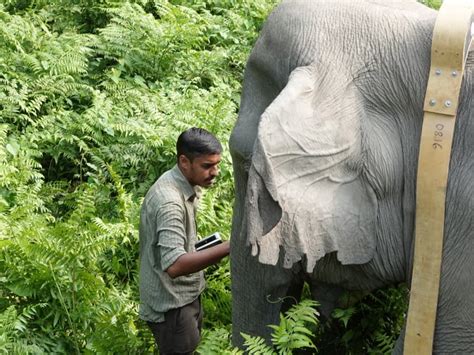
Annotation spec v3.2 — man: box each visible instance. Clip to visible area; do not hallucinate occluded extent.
[139,127,230,354]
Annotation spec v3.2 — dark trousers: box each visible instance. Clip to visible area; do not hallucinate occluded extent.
[147,297,203,355]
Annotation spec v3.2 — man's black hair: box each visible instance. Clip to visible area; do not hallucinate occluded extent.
[177,127,222,161]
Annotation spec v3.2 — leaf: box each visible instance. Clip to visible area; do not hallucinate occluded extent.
[332,307,356,328]
[104,127,115,136]
[7,283,34,297]
[53,311,60,327]
[6,142,20,156]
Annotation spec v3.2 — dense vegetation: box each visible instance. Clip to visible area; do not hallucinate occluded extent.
[1,0,439,353]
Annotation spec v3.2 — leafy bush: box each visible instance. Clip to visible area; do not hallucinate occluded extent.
[324,285,409,355]
[1,0,277,352]
[197,299,320,355]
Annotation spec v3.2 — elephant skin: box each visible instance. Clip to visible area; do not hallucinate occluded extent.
[229,0,474,353]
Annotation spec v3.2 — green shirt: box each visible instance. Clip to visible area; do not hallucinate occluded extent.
[139,165,205,322]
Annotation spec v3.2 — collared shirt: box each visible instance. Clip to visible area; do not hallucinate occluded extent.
[139,165,205,322]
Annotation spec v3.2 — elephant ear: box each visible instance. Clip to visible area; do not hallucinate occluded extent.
[245,65,377,273]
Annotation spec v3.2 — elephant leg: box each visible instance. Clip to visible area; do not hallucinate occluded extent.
[231,245,301,348]
[280,273,305,314]
[309,281,345,319]
[392,327,404,355]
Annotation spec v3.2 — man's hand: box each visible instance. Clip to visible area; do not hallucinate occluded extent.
[166,241,230,279]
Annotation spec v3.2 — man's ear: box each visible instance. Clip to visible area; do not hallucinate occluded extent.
[178,154,191,171]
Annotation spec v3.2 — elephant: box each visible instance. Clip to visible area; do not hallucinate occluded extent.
[229,0,474,353]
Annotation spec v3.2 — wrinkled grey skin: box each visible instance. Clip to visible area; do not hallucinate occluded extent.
[229,0,474,353]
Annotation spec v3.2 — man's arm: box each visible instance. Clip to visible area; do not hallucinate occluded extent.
[166,241,230,279]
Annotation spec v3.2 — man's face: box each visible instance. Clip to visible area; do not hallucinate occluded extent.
[179,153,221,187]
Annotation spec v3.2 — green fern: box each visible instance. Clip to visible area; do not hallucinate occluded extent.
[0,305,46,354]
[329,285,408,354]
[242,334,275,355]
[242,299,319,355]
[1,0,279,352]
[197,327,242,355]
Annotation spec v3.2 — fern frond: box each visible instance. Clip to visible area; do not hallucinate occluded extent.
[197,327,242,355]
[241,333,275,355]
[270,299,319,354]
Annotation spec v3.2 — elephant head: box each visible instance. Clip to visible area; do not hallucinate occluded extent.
[230,0,474,353]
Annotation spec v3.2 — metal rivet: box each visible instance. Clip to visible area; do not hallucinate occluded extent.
[429,99,436,106]
[435,69,442,76]
[452,71,458,77]
[445,100,452,108]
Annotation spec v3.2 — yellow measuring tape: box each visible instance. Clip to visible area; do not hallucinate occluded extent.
[404,0,473,354]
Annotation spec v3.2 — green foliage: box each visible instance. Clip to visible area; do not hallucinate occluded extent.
[1,0,277,352]
[0,305,44,354]
[419,0,442,10]
[201,259,232,328]
[329,285,409,354]
[197,300,319,355]
[269,299,319,354]
[241,335,275,355]
[242,299,319,355]
[197,327,241,355]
